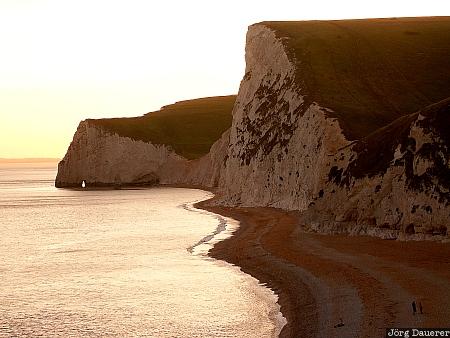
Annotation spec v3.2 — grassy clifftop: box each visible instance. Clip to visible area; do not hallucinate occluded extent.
[263,17,450,140]
[89,95,235,160]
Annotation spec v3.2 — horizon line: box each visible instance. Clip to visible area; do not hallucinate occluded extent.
[0,158,61,163]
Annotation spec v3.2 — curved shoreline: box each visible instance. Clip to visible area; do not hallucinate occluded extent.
[195,202,316,338]
[184,196,287,337]
[196,201,450,338]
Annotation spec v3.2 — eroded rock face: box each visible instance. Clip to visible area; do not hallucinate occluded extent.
[218,24,449,238]
[304,99,450,239]
[220,24,349,210]
[55,121,229,188]
[56,121,184,187]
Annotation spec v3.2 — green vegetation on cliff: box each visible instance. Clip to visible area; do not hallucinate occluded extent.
[263,17,450,140]
[89,95,235,160]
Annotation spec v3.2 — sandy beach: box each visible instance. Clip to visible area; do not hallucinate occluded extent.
[197,202,450,338]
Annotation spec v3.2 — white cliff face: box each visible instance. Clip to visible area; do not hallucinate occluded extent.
[220,24,349,210]
[181,129,230,187]
[56,120,229,188]
[56,121,188,187]
[306,107,450,239]
[155,129,230,187]
[218,23,448,238]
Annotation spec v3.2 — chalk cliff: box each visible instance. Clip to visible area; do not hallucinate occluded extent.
[55,96,234,188]
[56,120,184,187]
[302,98,450,239]
[220,24,348,210]
[57,18,450,239]
[216,19,450,238]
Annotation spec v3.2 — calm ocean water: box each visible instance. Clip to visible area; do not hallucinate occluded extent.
[0,162,284,337]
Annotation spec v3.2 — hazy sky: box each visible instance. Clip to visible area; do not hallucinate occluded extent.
[1,0,449,158]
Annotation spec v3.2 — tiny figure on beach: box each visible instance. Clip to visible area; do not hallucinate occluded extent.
[82,180,86,188]
[334,318,345,328]
[419,302,423,314]
[412,300,417,315]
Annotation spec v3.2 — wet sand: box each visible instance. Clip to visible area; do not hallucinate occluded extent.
[197,202,450,338]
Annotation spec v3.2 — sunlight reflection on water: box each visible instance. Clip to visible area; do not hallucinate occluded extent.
[0,163,282,337]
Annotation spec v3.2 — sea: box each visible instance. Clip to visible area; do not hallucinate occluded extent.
[0,161,285,337]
